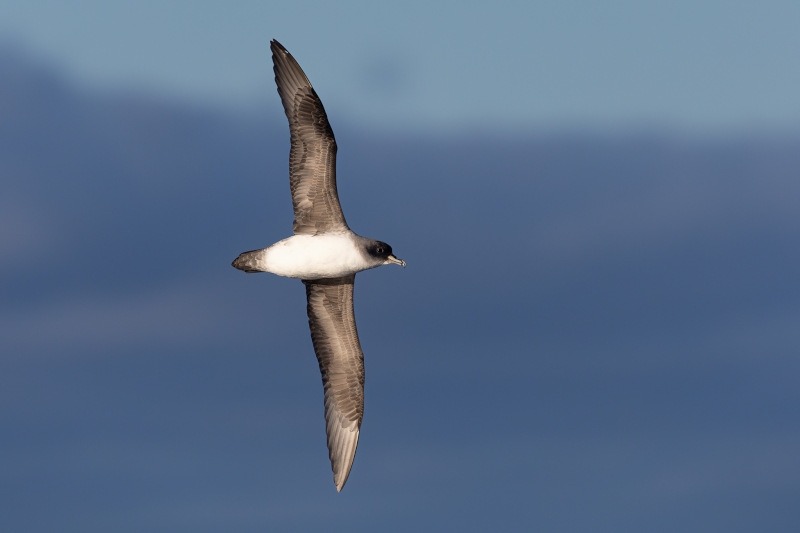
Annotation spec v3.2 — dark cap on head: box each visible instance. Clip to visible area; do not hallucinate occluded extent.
[366,240,394,260]
[360,238,405,268]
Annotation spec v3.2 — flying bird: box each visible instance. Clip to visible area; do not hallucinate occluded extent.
[232,40,405,491]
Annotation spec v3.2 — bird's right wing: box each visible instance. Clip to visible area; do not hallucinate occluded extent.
[271,40,349,235]
[303,274,364,491]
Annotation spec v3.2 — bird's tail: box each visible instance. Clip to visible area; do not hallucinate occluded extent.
[232,249,267,273]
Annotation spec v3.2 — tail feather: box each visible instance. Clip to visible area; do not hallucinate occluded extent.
[232,249,266,273]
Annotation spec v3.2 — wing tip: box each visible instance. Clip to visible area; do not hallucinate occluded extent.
[270,39,287,54]
[333,467,351,492]
[330,425,360,492]
[270,38,314,93]
[270,39,289,68]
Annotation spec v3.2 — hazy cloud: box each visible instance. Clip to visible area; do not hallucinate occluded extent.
[1,283,230,354]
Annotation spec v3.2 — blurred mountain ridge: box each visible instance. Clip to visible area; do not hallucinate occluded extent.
[1,44,799,533]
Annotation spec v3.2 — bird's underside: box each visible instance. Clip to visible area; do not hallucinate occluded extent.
[273,40,364,491]
[231,39,401,492]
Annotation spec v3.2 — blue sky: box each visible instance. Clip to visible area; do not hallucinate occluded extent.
[1,3,800,531]
[1,0,800,131]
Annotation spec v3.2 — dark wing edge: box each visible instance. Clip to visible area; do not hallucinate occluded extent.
[271,40,348,235]
[303,274,364,491]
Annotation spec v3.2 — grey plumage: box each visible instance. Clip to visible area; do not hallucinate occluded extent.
[232,40,404,492]
[304,275,364,492]
[272,40,364,490]
[271,40,348,236]
[231,249,264,273]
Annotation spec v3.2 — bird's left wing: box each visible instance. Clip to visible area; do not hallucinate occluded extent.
[271,39,349,235]
[303,274,364,491]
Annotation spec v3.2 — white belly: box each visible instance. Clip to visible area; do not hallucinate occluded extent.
[260,233,370,279]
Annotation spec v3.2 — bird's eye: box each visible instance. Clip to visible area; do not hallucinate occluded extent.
[376,247,384,254]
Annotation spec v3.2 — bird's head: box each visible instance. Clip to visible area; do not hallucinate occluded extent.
[365,240,405,267]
